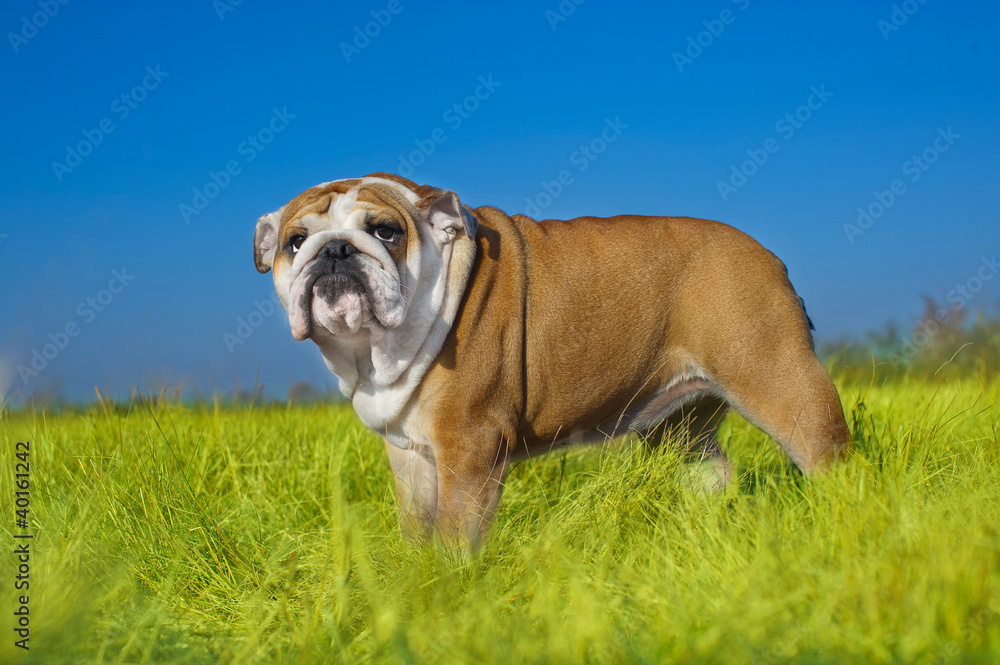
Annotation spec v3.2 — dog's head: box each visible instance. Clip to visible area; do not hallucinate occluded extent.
[254,173,477,389]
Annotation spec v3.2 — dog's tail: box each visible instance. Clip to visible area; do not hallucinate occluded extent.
[769,250,816,349]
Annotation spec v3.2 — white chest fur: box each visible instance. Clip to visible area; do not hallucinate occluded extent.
[351,380,425,449]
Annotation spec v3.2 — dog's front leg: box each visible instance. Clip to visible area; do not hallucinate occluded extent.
[432,434,511,549]
[384,441,439,541]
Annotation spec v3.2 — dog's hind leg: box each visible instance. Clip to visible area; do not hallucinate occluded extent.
[714,350,852,473]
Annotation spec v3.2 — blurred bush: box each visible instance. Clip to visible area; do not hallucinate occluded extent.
[820,299,1000,381]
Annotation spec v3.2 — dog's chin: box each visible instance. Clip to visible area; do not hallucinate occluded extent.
[290,274,403,341]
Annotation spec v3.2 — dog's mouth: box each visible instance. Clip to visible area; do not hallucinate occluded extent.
[312,271,374,337]
[289,256,404,341]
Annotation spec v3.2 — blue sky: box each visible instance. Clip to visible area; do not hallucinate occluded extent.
[1,0,998,402]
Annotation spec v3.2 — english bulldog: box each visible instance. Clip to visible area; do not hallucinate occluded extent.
[254,173,852,546]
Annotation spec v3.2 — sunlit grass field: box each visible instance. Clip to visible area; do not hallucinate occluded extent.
[1,370,998,664]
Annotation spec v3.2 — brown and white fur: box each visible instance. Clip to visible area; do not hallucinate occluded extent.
[254,173,852,547]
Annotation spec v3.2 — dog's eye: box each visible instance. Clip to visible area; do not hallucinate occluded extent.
[373,226,398,242]
[289,235,306,253]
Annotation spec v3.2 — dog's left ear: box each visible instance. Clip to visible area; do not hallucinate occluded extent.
[416,187,478,244]
[254,206,286,274]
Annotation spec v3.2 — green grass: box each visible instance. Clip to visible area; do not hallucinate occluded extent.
[1,372,999,664]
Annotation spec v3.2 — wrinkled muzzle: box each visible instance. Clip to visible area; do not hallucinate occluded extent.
[286,233,404,341]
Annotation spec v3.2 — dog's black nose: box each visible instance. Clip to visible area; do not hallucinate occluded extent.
[320,239,359,261]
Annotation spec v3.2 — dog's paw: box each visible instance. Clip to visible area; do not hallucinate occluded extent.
[680,455,733,494]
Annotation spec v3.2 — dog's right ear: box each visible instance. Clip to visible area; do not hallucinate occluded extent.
[254,206,286,274]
